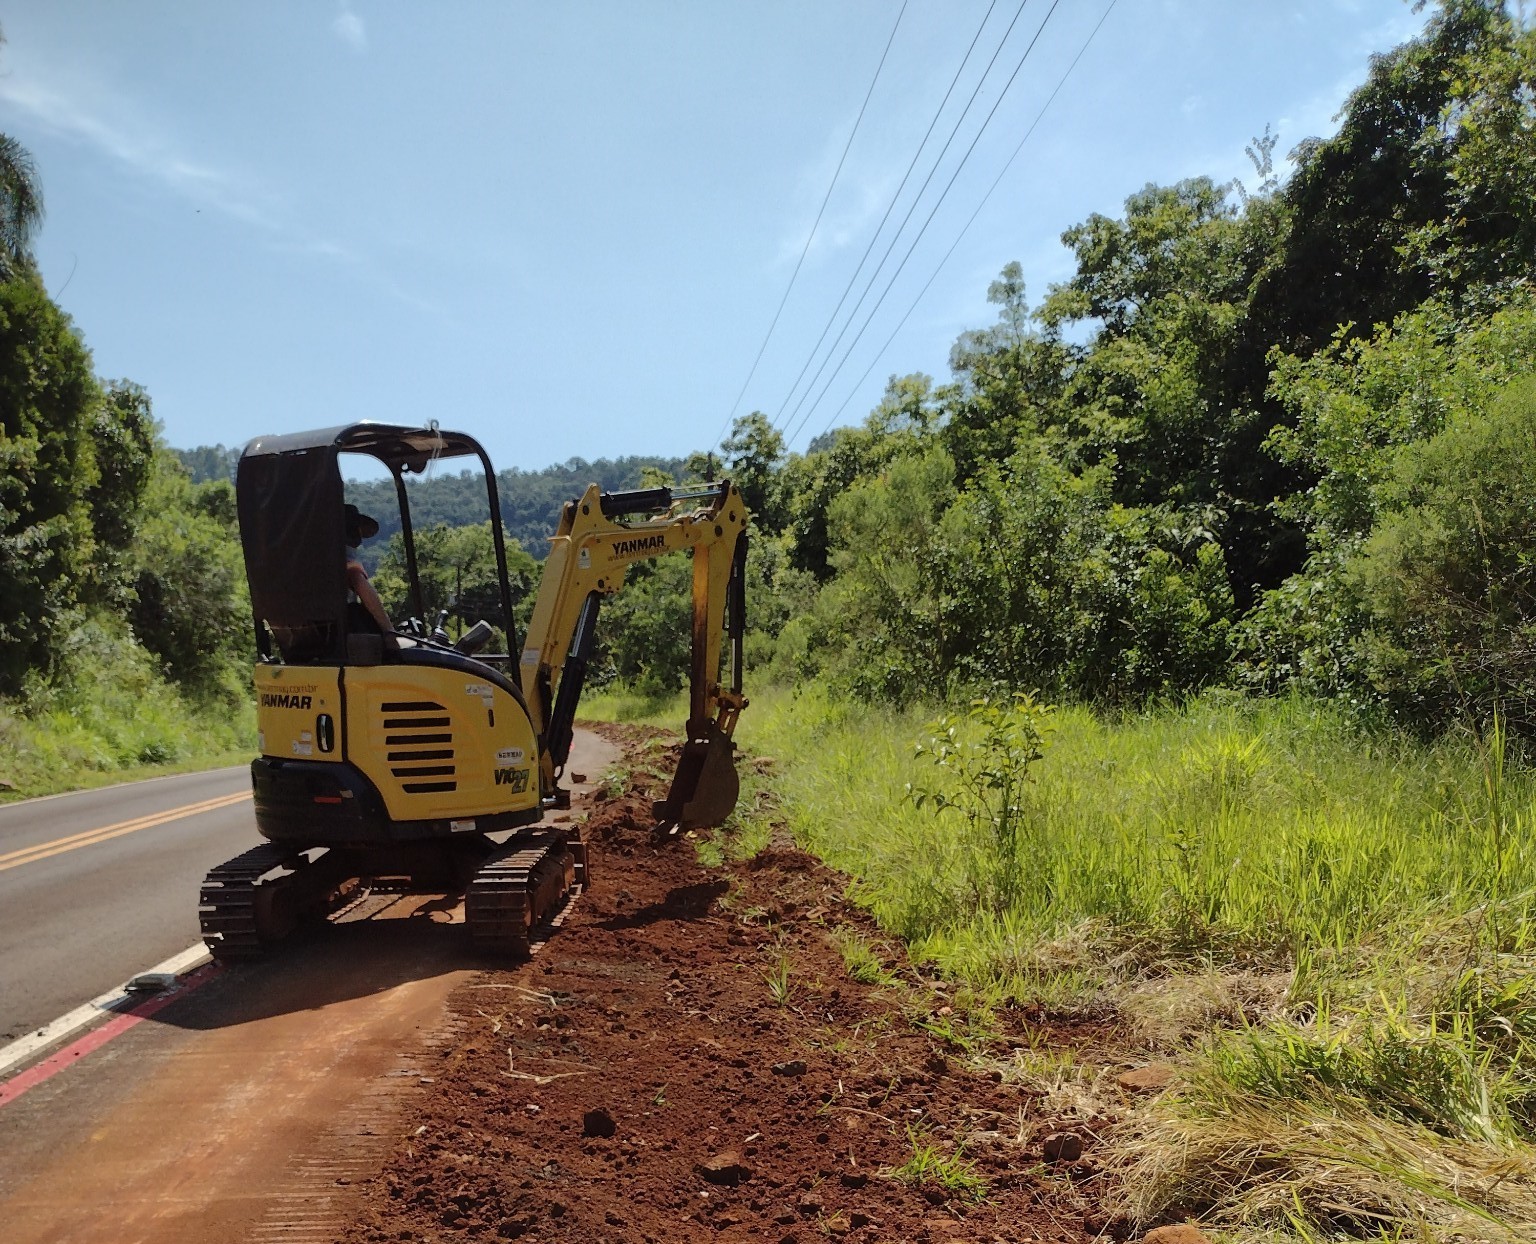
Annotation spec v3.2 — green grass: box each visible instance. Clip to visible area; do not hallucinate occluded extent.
[734,683,1536,1240]
[578,686,687,728]
[832,926,902,988]
[884,1125,988,1201]
[0,626,256,801]
[763,947,795,1006]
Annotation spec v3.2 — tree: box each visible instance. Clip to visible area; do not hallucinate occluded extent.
[1034,178,1299,603]
[720,412,786,533]
[373,521,539,643]
[596,555,695,695]
[945,263,1072,486]
[1246,292,1536,726]
[0,31,42,279]
[0,279,102,693]
[780,378,935,581]
[1249,0,1510,351]
[1410,7,1536,301]
[126,457,252,693]
[1351,377,1536,730]
[86,381,157,608]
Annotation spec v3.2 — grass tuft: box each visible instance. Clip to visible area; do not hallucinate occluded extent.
[832,926,902,988]
[884,1126,988,1200]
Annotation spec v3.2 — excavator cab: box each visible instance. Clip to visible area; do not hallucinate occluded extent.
[202,420,749,963]
[238,422,520,668]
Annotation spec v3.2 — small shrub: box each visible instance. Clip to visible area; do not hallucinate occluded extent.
[908,693,1052,914]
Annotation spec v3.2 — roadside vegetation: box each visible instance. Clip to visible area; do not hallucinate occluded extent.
[0,25,254,797]
[480,12,1536,1230]
[738,687,1536,1237]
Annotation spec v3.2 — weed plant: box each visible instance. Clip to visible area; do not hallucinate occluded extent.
[0,619,255,799]
[884,1125,988,1200]
[736,684,1536,1239]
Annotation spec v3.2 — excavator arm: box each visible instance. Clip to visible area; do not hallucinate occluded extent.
[519,480,749,832]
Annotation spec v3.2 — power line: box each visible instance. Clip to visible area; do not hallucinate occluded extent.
[712,1,907,450]
[784,0,1064,448]
[765,0,1003,433]
[810,0,1118,447]
[775,0,1033,436]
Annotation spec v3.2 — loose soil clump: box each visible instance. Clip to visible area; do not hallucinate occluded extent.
[341,726,1110,1243]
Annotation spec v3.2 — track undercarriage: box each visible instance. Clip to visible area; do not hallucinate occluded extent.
[198,827,588,963]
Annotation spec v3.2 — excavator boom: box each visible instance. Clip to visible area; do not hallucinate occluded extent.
[519,480,749,831]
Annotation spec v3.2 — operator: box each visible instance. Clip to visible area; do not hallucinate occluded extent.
[344,503,397,644]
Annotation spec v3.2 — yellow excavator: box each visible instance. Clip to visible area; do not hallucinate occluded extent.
[199,421,748,961]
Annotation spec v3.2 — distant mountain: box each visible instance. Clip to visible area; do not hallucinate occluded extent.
[173,444,690,553]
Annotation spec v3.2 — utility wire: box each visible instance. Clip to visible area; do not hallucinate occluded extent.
[811,0,1118,446]
[765,0,1001,433]
[785,0,1063,448]
[713,1,907,450]
[775,0,1033,435]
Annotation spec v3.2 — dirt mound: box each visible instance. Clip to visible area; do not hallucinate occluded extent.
[578,737,677,853]
[339,734,1104,1244]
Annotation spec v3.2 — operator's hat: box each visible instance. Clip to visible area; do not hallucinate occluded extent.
[344,503,379,546]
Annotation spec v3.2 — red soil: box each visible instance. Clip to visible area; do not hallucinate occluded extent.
[341,725,1113,1244]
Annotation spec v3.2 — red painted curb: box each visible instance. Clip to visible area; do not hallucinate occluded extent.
[0,963,223,1108]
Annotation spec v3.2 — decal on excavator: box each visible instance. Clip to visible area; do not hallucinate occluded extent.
[493,767,531,793]
[612,534,667,557]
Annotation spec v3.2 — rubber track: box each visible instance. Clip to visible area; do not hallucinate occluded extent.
[198,841,295,962]
[464,832,574,958]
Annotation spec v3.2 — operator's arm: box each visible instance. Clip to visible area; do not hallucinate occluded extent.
[347,560,396,640]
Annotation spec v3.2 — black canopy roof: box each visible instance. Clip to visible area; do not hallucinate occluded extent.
[241,421,486,474]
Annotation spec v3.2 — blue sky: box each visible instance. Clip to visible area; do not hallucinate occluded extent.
[1,1,1423,473]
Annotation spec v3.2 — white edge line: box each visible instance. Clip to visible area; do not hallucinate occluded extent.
[0,765,250,812]
[0,942,212,1078]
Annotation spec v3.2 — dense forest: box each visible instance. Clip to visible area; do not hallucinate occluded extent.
[3,0,1534,744]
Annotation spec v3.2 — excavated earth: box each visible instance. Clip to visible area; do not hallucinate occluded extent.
[340,724,1119,1244]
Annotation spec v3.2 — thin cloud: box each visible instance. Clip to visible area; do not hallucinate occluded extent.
[0,69,283,230]
[0,61,449,321]
[333,6,367,54]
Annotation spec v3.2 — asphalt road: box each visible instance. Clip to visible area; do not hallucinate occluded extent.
[0,731,620,1244]
[0,767,256,1042]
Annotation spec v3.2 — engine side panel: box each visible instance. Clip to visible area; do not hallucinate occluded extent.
[255,664,344,762]
[344,664,541,823]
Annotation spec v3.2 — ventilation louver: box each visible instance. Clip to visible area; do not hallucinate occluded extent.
[381,700,456,793]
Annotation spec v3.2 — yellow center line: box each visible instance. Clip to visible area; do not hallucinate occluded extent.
[0,791,254,873]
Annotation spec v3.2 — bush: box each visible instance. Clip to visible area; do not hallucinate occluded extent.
[1350,377,1536,730]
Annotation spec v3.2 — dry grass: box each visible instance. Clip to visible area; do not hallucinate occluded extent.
[1113,1090,1536,1242]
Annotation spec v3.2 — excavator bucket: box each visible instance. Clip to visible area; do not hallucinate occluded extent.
[653,724,741,833]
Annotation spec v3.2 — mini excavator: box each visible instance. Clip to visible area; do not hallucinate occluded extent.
[199,422,748,961]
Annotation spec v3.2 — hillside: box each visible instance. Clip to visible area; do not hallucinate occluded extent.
[174,446,692,554]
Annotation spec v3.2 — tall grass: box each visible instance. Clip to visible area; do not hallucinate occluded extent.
[0,619,255,800]
[577,685,687,729]
[734,685,1536,1238]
